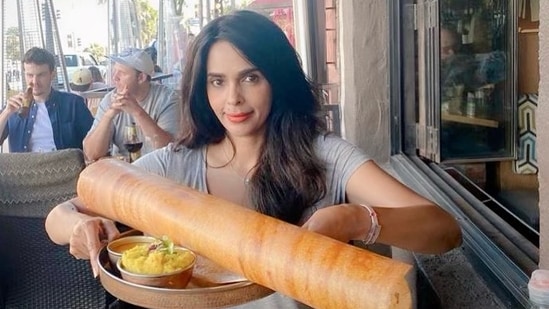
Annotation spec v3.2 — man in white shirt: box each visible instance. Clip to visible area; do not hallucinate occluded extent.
[0,47,93,152]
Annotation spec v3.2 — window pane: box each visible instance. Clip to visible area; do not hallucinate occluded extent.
[440,1,514,160]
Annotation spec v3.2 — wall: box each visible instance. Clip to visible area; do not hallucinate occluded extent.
[538,2,549,268]
[496,16,540,192]
[338,4,418,306]
[338,1,390,163]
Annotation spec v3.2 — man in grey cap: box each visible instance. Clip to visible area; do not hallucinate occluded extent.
[83,49,180,161]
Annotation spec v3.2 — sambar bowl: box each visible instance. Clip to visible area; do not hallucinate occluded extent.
[107,235,157,266]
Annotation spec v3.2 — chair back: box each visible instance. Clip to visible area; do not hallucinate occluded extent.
[81,90,108,116]
[0,149,107,308]
[0,149,85,217]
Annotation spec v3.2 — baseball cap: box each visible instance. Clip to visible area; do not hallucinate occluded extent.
[109,49,154,76]
[70,67,92,86]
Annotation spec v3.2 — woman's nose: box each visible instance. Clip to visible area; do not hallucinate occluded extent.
[226,83,242,105]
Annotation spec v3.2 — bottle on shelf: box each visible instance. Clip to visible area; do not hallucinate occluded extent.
[474,89,486,118]
[465,92,475,118]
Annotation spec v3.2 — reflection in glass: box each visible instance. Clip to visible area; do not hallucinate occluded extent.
[439,0,513,161]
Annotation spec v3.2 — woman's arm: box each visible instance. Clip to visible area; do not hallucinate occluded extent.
[347,160,462,253]
[45,197,91,245]
[45,197,120,276]
[303,161,462,254]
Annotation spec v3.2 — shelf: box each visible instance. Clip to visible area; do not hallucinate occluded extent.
[442,113,499,128]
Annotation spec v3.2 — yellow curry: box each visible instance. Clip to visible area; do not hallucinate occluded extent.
[120,242,195,275]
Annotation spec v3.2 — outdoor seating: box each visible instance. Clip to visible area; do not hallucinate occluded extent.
[82,90,109,116]
[0,149,108,308]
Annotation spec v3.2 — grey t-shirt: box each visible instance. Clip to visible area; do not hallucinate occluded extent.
[89,82,180,157]
[133,134,370,308]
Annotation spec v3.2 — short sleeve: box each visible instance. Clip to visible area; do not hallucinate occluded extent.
[154,89,180,139]
[133,145,173,177]
[315,135,371,206]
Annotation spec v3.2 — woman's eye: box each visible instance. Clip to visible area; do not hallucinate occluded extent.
[244,74,259,83]
[210,79,223,86]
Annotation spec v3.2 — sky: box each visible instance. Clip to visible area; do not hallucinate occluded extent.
[54,0,110,48]
[4,0,110,48]
[4,0,163,47]
[4,0,251,51]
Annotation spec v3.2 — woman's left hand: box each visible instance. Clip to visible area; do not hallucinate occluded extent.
[301,204,368,243]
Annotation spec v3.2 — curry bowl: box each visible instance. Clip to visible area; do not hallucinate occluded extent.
[116,243,196,289]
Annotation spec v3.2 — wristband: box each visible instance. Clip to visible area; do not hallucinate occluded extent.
[360,204,382,245]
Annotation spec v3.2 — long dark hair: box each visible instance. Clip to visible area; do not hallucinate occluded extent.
[177,10,326,224]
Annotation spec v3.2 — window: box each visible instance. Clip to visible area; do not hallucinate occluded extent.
[403,0,516,163]
[64,55,78,67]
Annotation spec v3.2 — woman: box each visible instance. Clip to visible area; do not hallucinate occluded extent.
[88,65,106,84]
[46,10,461,307]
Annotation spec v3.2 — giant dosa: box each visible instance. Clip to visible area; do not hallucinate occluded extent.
[78,159,412,309]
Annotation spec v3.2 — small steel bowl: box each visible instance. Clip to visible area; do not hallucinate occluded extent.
[116,246,196,289]
[107,235,157,266]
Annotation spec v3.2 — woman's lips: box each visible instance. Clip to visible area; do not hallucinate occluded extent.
[226,112,252,123]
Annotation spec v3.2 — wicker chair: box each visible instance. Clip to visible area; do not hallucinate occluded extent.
[0,149,108,308]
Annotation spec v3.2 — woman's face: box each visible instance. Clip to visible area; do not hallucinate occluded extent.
[206,40,272,139]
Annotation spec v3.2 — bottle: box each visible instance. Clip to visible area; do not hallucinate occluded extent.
[123,122,143,163]
[529,270,549,308]
[18,86,33,118]
[465,92,475,118]
[127,123,138,142]
[475,89,486,118]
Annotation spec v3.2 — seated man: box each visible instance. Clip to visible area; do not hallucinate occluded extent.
[88,65,107,85]
[70,67,107,96]
[83,49,180,161]
[0,47,93,152]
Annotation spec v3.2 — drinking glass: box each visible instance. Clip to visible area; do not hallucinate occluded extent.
[123,124,143,163]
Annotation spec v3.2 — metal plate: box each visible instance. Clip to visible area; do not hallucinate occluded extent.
[97,247,273,309]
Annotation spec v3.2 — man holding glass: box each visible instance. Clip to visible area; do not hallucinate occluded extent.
[83,49,180,161]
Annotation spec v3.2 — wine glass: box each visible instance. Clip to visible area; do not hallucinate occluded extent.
[123,123,143,163]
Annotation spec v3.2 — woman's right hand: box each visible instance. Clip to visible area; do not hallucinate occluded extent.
[69,216,120,277]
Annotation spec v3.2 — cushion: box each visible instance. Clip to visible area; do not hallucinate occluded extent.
[514,93,538,174]
[0,149,85,217]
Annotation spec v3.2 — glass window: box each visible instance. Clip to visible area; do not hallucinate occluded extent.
[439,1,515,161]
[64,55,78,67]
[407,0,516,163]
